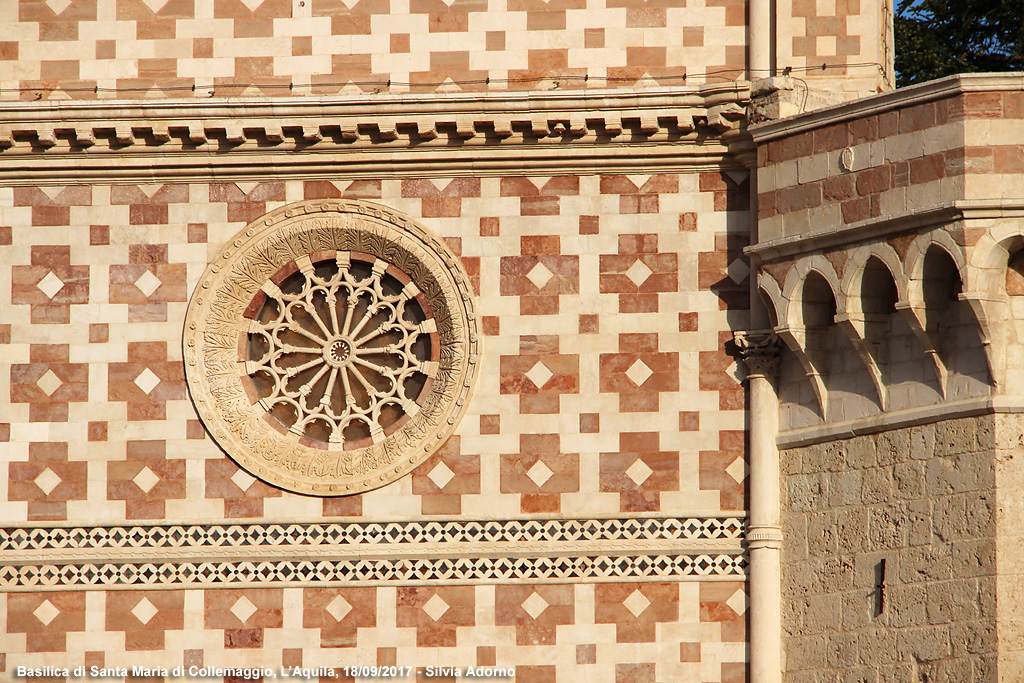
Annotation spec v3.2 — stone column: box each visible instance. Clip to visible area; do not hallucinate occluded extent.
[748,0,773,78]
[733,330,783,683]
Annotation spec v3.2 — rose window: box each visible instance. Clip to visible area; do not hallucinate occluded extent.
[184,200,479,496]
[244,252,439,447]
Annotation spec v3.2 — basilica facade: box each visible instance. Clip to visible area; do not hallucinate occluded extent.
[9,2,1020,682]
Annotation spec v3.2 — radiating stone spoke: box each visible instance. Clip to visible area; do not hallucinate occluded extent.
[284,357,322,378]
[283,325,327,346]
[299,364,330,398]
[320,368,339,407]
[246,253,435,445]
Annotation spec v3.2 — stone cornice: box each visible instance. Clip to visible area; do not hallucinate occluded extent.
[746,200,1024,261]
[749,72,1024,144]
[0,85,751,182]
[776,395,1024,449]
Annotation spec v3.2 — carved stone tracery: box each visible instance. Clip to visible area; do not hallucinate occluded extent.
[184,200,479,496]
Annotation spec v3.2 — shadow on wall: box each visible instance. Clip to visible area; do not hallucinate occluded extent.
[762,235,996,432]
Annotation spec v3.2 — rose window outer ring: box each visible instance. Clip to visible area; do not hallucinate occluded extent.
[184,200,479,496]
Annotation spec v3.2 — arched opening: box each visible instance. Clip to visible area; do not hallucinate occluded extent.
[779,269,881,429]
[922,246,991,397]
[1002,246,1024,390]
[758,287,779,329]
[861,256,942,409]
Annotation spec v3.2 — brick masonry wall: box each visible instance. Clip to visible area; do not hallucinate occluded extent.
[2,582,748,682]
[776,0,892,97]
[781,417,998,683]
[0,0,897,101]
[757,90,1024,242]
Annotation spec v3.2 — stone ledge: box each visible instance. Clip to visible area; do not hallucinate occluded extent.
[777,395,1024,449]
[747,200,1024,261]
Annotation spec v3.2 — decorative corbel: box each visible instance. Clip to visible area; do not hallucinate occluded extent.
[959,291,1004,388]
[893,300,948,397]
[833,312,887,411]
[774,325,828,417]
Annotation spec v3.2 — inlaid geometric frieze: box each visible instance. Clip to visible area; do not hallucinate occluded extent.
[0,553,747,590]
[1,517,744,552]
[0,516,746,589]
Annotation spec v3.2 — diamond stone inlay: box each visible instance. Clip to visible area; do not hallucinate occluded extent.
[326,595,353,622]
[726,588,748,615]
[526,460,554,487]
[521,592,549,620]
[133,466,160,494]
[34,600,60,626]
[623,589,651,617]
[134,368,161,395]
[525,361,554,390]
[134,270,162,298]
[725,457,748,483]
[727,258,751,284]
[230,596,258,623]
[231,469,256,492]
[36,370,63,397]
[36,271,65,299]
[427,462,455,490]
[141,0,171,12]
[34,468,62,496]
[44,0,72,15]
[625,459,653,486]
[625,359,653,386]
[422,594,449,621]
[625,259,653,287]
[526,262,555,289]
[132,597,159,625]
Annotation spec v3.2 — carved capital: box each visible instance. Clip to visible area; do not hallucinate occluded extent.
[733,330,783,379]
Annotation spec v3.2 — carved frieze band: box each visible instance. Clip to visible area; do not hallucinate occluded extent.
[1,517,746,590]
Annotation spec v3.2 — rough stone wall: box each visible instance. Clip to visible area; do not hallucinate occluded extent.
[782,417,998,683]
[995,414,1024,681]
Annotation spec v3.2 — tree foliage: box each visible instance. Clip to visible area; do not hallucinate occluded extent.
[895,0,1024,86]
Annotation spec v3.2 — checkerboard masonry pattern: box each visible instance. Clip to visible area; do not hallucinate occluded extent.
[2,169,751,682]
